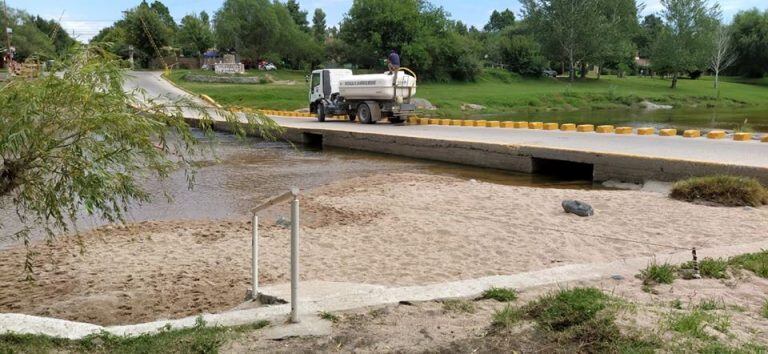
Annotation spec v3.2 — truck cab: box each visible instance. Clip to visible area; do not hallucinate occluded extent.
[308,68,417,124]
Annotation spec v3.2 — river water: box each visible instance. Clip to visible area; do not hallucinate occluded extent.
[483,107,768,133]
[0,130,599,249]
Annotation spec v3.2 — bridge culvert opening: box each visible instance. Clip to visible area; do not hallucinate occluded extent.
[532,158,594,181]
[302,133,324,148]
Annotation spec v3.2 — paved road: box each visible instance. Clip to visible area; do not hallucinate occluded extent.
[127,71,768,169]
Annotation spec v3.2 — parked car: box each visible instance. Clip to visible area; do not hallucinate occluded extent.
[542,68,557,78]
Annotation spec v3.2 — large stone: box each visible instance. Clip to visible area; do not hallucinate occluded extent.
[562,200,594,217]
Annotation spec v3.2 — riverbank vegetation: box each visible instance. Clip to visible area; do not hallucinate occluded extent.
[670,176,768,207]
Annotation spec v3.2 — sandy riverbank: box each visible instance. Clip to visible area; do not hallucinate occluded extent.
[1,173,767,325]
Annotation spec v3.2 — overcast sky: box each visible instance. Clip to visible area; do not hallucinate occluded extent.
[8,0,767,42]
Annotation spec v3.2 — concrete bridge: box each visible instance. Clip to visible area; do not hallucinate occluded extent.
[128,71,768,184]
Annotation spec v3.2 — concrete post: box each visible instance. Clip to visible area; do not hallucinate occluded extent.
[251,213,259,299]
[290,188,300,323]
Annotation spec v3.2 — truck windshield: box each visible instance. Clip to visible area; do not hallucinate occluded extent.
[311,73,321,91]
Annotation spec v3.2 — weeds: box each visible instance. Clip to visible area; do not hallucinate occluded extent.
[0,319,270,353]
[318,311,340,323]
[481,287,518,302]
[492,305,523,329]
[729,250,768,278]
[523,287,610,331]
[680,258,729,279]
[668,310,711,339]
[442,299,476,314]
[761,299,768,319]
[638,261,676,286]
[697,298,725,311]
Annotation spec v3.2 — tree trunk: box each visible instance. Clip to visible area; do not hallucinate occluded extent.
[714,71,719,89]
[597,65,601,79]
[671,73,678,89]
[569,57,575,82]
[580,62,587,79]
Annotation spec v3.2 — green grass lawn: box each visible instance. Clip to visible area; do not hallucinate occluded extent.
[166,68,768,122]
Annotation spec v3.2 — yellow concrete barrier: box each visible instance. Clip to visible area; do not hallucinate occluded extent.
[514,121,529,129]
[762,135,768,143]
[428,119,441,125]
[529,122,544,129]
[596,125,614,134]
[418,118,430,125]
[487,121,500,128]
[733,132,752,141]
[407,117,419,124]
[543,123,559,130]
[615,127,633,134]
[440,119,452,126]
[683,130,701,138]
[462,120,475,127]
[451,119,464,126]
[636,127,655,135]
[707,130,726,139]
[659,129,677,136]
[560,123,577,131]
[474,120,487,127]
[501,121,515,128]
[577,124,595,132]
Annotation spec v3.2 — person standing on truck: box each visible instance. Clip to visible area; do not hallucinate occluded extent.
[387,49,400,75]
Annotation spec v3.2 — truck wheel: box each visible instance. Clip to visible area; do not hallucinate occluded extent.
[317,103,326,122]
[358,101,381,124]
[348,112,357,122]
[357,103,373,124]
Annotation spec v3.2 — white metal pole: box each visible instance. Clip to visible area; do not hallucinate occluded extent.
[290,189,300,323]
[251,213,259,299]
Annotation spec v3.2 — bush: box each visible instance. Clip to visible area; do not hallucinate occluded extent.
[670,176,768,207]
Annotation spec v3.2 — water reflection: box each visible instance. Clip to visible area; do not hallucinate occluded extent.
[0,130,601,249]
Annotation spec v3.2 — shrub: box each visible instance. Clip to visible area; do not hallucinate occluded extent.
[670,176,768,207]
[639,261,677,286]
[729,250,768,278]
[481,287,518,302]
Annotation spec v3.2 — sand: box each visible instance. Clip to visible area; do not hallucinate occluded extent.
[1,172,767,325]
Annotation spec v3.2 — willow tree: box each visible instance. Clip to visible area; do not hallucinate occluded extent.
[0,45,280,272]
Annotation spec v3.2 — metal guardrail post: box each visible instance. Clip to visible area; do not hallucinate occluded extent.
[251,213,259,298]
[290,188,301,323]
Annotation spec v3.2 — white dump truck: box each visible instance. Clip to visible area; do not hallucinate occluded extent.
[308,68,417,124]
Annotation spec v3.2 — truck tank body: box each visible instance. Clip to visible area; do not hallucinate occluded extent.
[338,73,417,101]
